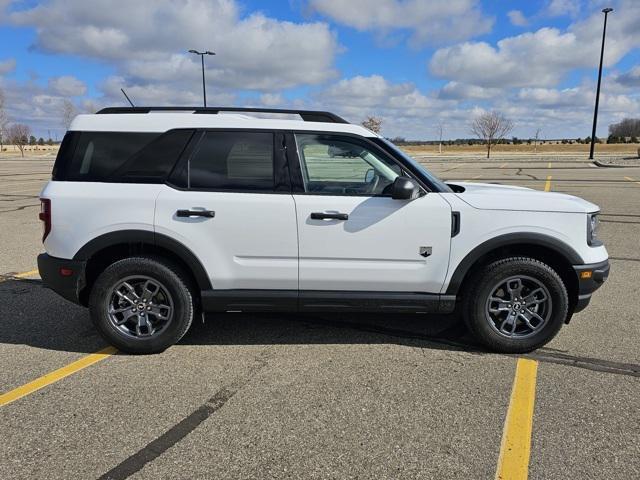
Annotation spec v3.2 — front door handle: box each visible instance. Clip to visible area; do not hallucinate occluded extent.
[176,209,215,218]
[310,212,349,221]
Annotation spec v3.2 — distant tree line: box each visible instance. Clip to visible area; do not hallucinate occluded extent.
[609,118,640,138]
[387,136,614,146]
[608,118,640,144]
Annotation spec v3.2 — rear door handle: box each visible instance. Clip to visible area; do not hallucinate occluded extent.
[310,212,349,221]
[176,209,215,218]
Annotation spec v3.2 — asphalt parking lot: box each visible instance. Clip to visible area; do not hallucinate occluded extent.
[1,152,639,479]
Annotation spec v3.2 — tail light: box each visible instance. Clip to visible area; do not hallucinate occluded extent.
[39,198,51,242]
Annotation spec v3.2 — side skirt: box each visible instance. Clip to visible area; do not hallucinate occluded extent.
[201,290,456,314]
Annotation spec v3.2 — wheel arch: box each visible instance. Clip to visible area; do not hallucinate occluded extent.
[446,233,582,311]
[74,230,211,305]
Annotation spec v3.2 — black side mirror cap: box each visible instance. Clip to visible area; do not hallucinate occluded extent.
[391,176,420,200]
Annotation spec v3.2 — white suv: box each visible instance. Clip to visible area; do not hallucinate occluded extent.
[37,107,609,354]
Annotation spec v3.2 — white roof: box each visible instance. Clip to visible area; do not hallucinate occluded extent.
[69,112,378,137]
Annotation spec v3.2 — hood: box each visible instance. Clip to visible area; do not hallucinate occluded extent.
[448,182,599,214]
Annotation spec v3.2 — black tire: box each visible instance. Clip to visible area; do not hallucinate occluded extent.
[89,256,194,354]
[462,257,568,353]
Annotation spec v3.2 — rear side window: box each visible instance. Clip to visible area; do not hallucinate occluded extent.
[182,131,274,191]
[53,130,193,182]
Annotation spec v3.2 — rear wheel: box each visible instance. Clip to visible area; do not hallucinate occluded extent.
[89,257,194,354]
[462,257,568,353]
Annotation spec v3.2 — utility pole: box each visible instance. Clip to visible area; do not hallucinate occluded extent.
[589,8,613,160]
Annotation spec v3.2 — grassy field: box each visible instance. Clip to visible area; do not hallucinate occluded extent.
[0,145,59,158]
[402,142,640,156]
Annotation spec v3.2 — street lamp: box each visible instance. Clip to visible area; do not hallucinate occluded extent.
[188,49,215,107]
[589,8,613,160]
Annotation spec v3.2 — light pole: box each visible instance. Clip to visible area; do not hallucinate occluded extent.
[589,8,613,160]
[188,50,215,107]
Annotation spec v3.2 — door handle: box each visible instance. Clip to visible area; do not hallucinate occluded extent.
[310,212,349,221]
[176,209,215,218]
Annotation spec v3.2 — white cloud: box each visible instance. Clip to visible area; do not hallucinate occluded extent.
[507,10,528,27]
[10,0,340,92]
[0,58,16,75]
[99,75,235,107]
[48,75,87,97]
[321,75,427,107]
[547,0,581,17]
[311,75,640,140]
[610,66,640,88]
[310,75,482,138]
[259,93,284,106]
[439,81,501,99]
[308,0,493,47]
[488,80,640,138]
[517,87,590,107]
[430,1,640,88]
[0,78,79,137]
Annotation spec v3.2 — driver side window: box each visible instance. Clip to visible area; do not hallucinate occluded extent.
[295,134,401,196]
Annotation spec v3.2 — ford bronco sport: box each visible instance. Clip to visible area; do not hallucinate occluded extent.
[37,107,609,354]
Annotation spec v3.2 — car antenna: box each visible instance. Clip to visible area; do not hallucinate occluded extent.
[120,88,135,107]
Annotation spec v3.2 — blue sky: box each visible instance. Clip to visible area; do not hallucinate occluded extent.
[0,0,639,139]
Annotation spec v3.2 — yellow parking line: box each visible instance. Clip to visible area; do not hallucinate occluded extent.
[14,269,39,278]
[544,176,552,192]
[495,358,539,480]
[547,162,552,169]
[0,268,40,283]
[0,346,117,407]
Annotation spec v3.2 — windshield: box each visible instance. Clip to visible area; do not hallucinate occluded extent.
[373,138,453,193]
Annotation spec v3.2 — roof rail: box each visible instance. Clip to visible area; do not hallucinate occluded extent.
[95,106,349,124]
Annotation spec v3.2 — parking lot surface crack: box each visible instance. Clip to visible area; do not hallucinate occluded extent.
[524,351,640,378]
[305,318,640,378]
[96,347,274,480]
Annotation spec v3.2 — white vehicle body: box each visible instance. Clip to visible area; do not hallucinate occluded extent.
[37,107,610,353]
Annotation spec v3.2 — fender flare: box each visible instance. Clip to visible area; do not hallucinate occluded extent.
[73,229,212,290]
[445,232,584,295]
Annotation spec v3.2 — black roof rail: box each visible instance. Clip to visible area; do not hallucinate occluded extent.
[95,106,349,124]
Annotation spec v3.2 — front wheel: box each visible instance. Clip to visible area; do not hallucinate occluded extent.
[462,257,569,353]
[89,257,194,354]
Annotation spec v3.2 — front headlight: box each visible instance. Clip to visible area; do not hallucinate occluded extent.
[587,212,601,246]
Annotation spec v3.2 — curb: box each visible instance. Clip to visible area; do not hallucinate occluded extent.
[593,160,639,168]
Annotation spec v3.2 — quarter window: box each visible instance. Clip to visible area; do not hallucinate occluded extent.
[53,130,193,182]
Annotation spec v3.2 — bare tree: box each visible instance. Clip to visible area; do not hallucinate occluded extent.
[8,124,31,157]
[82,99,99,114]
[0,89,9,152]
[533,127,542,154]
[361,115,382,134]
[609,118,640,138]
[61,99,78,131]
[436,121,444,154]
[470,111,514,158]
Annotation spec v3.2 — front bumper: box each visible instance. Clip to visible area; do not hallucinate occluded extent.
[37,253,86,305]
[572,259,610,313]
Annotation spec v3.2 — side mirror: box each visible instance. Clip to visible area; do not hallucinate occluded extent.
[364,168,375,183]
[391,176,420,200]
